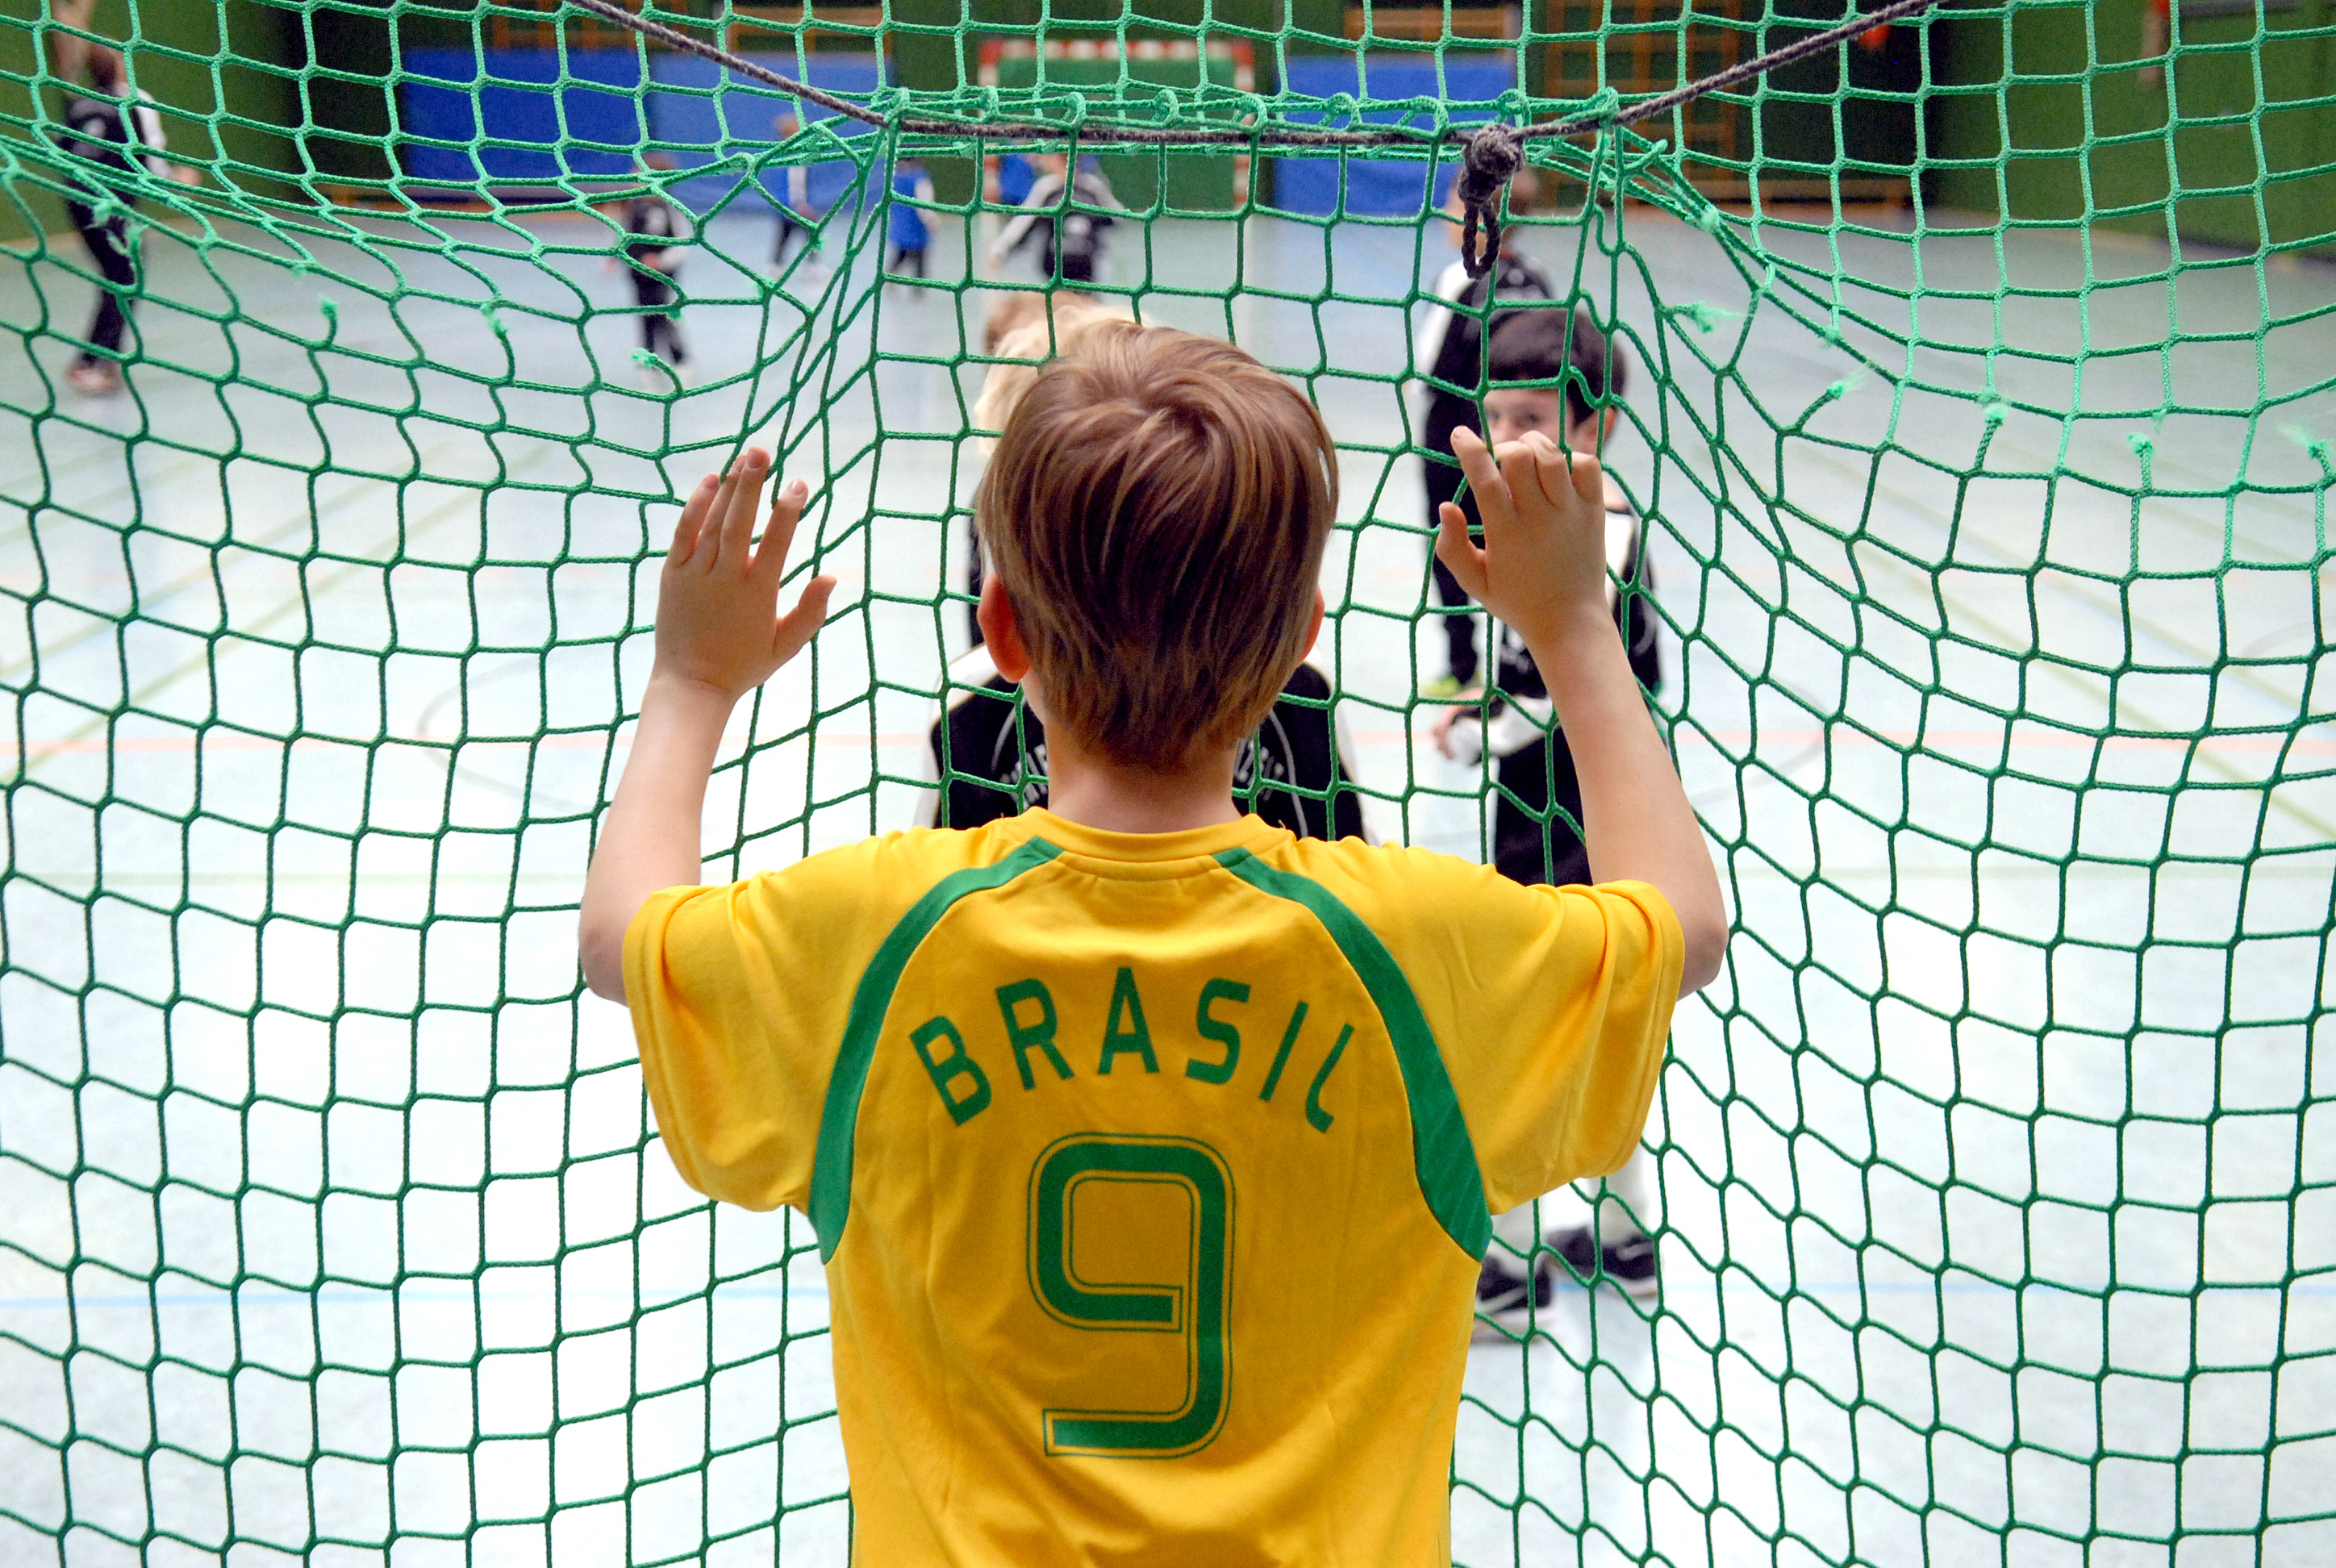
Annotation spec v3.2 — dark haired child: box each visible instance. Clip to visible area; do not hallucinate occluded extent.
[886,157,934,283]
[621,156,689,375]
[44,0,199,395]
[1430,304,1669,1314]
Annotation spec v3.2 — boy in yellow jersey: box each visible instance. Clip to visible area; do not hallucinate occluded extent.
[578,323,1726,1564]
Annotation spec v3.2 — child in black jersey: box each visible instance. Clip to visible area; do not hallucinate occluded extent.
[987,153,1122,285]
[44,2,199,395]
[1429,306,1669,1312]
[621,155,690,374]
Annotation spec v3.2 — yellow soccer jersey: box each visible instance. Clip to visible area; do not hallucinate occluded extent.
[625,808,1681,1567]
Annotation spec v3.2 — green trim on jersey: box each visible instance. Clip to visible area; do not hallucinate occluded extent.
[1212,849,1493,1258]
[811,837,1064,1261]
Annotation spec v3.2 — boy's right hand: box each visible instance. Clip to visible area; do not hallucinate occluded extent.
[1433,427,1610,652]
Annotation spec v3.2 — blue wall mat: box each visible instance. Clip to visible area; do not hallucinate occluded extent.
[399,49,643,185]
[1271,55,1518,217]
[649,53,885,218]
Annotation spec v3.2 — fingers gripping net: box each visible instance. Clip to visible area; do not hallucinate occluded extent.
[1,3,2331,1566]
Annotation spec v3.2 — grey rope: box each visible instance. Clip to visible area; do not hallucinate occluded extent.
[569,0,1938,276]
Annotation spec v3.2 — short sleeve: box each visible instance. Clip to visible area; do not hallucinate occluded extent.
[1466,879,1683,1211]
[622,838,915,1213]
[1324,848,1683,1214]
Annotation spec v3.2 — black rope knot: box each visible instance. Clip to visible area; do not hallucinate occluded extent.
[1454,124,1524,279]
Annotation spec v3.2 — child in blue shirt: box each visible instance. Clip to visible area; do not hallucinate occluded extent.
[994,150,1037,206]
[888,158,934,281]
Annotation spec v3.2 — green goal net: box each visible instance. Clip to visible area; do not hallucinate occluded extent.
[1,2,2330,1565]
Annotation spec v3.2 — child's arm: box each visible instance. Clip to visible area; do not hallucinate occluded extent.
[987,177,1061,265]
[1436,428,1727,995]
[578,450,836,1003]
[987,206,1041,265]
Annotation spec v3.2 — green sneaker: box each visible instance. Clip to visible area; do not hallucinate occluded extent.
[1420,673,1466,699]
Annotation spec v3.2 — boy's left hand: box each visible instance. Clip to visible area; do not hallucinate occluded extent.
[653,447,836,701]
[1434,427,1609,653]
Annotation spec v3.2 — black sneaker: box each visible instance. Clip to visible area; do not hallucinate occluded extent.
[1550,1226,1659,1299]
[1472,1255,1551,1339]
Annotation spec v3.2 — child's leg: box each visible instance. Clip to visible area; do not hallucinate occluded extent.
[1591,1146,1656,1241]
[1479,737,1573,1289]
[1490,1202,1541,1259]
[631,269,664,353]
[70,204,139,364]
[1420,450,1478,686]
[634,271,686,365]
[1491,735,1588,888]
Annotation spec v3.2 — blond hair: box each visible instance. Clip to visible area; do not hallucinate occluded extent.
[975,322,1337,773]
[973,291,1132,443]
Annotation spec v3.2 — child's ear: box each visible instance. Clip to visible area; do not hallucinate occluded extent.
[1304,589,1325,658]
[978,574,1033,683]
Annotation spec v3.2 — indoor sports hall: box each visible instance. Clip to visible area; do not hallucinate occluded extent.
[1,2,2329,1566]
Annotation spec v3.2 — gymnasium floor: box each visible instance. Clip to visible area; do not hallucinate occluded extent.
[1,186,2330,1567]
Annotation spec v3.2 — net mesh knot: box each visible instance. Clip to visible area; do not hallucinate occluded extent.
[1454,123,1525,278]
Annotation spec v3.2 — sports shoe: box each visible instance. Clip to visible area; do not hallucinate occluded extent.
[1549,1225,1658,1299]
[66,361,122,395]
[1472,1255,1550,1340]
[1420,673,1466,699]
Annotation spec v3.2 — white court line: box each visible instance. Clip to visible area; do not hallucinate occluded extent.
[0,440,574,766]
